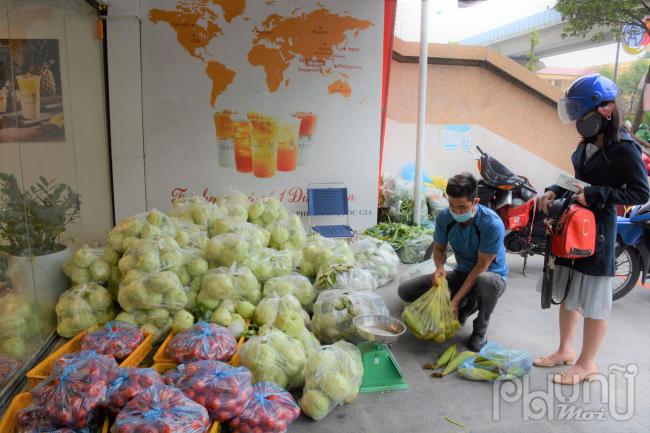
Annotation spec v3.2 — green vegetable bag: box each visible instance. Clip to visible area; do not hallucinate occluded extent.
[401,276,460,343]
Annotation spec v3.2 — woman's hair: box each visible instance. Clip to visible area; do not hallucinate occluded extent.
[603,100,622,144]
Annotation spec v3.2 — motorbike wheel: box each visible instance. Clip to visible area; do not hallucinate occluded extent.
[613,245,641,301]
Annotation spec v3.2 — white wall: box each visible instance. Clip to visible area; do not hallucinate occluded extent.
[0,3,113,247]
[105,0,147,222]
[383,118,564,192]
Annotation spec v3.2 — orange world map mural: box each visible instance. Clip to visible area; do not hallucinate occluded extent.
[149,0,373,107]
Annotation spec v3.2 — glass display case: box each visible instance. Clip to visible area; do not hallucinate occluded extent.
[0,0,112,407]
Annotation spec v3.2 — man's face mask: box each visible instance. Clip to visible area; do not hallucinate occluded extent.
[576,111,605,138]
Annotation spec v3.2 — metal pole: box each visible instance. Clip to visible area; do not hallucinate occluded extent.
[613,33,621,84]
[413,0,429,226]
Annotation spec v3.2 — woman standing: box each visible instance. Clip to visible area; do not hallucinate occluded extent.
[536,74,650,385]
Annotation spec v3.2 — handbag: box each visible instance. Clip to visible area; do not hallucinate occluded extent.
[541,198,595,309]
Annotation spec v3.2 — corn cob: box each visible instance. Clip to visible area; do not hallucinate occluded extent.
[432,351,475,377]
[434,345,457,369]
[458,366,500,381]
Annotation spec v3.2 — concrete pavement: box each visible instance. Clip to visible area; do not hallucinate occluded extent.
[290,254,650,433]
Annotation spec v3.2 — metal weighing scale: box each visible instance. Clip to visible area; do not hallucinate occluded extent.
[353,314,408,393]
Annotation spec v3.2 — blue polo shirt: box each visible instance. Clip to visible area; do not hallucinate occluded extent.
[434,204,508,279]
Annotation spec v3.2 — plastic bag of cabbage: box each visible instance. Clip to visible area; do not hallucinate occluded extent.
[56,283,115,338]
[0,293,40,358]
[115,308,175,342]
[248,196,288,228]
[118,270,187,313]
[173,218,209,250]
[311,289,389,344]
[243,248,296,282]
[239,327,307,389]
[300,341,363,420]
[263,274,316,311]
[206,232,265,268]
[208,218,270,246]
[300,234,355,277]
[167,196,224,229]
[197,266,261,310]
[314,264,378,292]
[260,306,320,356]
[218,189,250,222]
[118,237,208,287]
[350,236,400,286]
[107,209,177,253]
[267,215,307,250]
[254,294,309,326]
[63,245,117,286]
[398,233,434,264]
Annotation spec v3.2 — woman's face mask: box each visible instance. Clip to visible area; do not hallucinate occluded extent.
[576,102,616,138]
[576,111,605,138]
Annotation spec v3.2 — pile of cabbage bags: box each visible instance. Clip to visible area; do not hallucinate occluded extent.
[300,341,363,421]
[239,328,307,389]
[262,274,316,312]
[311,290,389,344]
[56,283,115,338]
[300,234,355,277]
[0,353,20,385]
[350,236,400,286]
[314,264,378,292]
[0,293,40,359]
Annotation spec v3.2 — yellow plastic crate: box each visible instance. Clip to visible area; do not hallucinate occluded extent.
[152,331,175,364]
[26,331,153,388]
[119,333,153,367]
[153,333,245,366]
[0,392,109,433]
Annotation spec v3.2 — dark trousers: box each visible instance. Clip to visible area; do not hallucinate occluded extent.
[397,270,506,335]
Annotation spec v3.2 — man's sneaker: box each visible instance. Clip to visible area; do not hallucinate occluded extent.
[467,331,487,352]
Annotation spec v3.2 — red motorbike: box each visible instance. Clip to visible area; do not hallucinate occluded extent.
[424,147,546,273]
[475,146,547,273]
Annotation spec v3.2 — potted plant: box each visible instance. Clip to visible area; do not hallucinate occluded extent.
[0,172,81,334]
